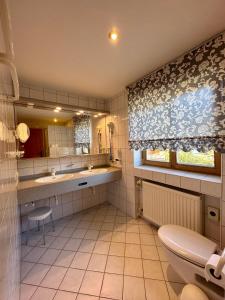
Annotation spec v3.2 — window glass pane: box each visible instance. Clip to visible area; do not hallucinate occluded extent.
[176,150,214,167]
[146,150,170,162]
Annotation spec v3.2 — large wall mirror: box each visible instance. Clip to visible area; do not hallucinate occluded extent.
[14,100,108,158]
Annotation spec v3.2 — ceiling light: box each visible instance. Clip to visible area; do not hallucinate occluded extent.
[54,109,59,112]
[76,112,81,115]
[79,110,84,114]
[98,113,103,116]
[109,30,119,42]
[54,118,57,122]
[94,114,98,118]
[56,106,62,111]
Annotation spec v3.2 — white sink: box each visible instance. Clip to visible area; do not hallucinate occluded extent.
[79,168,108,175]
[35,174,72,183]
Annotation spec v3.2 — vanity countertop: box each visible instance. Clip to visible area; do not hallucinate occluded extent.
[18,167,122,205]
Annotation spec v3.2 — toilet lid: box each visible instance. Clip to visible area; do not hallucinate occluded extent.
[158,225,218,267]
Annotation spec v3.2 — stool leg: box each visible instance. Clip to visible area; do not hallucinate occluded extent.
[50,213,55,232]
[37,220,40,232]
[42,220,46,245]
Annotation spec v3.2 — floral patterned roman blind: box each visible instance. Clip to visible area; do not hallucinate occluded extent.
[127,32,225,152]
[73,115,91,148]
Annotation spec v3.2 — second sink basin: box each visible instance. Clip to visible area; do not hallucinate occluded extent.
[35,174,73,183]
[80,168,108,175]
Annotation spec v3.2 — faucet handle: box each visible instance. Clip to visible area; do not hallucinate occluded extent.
[88,164,93,170]
[51,168,56,176]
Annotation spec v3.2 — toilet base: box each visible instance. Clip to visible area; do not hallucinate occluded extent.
[163,246,225,300]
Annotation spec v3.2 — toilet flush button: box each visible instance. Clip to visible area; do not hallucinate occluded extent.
[179,284,209,300]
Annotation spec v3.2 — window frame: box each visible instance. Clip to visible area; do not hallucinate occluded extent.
[142,150,221,175]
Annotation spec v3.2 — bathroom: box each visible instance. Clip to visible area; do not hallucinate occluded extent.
[1,0,225,299]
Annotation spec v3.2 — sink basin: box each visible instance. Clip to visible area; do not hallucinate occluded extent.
[35,174,73,183]
[79,168,108,175]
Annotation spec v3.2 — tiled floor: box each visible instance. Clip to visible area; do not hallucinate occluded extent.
[20,203,185,300]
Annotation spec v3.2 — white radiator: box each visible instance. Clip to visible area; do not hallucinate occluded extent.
[142,181,203,233]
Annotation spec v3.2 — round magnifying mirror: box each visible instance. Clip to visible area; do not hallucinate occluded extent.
[16,123,30,143]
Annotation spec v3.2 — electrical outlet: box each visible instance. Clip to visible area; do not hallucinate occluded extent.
[207,206,219,222]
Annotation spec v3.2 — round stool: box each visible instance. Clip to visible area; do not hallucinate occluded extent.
[26,206,55,245]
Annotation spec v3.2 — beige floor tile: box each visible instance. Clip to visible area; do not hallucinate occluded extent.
[20,284,37,300]
[30,287,56,300]
[141,245,159,260]
[101,223,114,231]
[59,268,85,292]
[77,295,99,300]
[21,261,35,281]
[114,223,127,232]
[23,247,47,263]
[72,229,87,238]
[36,235,56,248]
[139,225,153,234]
[54,290,77,300]
[125,244,141,258]
[84,229,100,240]
[157,246,168,261]
[54,250,75,267]
[101,273,123,300]
[109,242,125,256]
[90,222,103,230]
[23,263,50,285]
[126,224,139,233]
[60,227,75,238]
[154,235,163,246]
[40,266,67,289]
[123,276,145,300]
[21,245,33,258]
[70,252,91,269]
[49,237,69,249]
[78,239,96,253]
[93,241,110,254]
[111,232,126,243]
[64,238,82,251]
[104,215,116,223]
[125,233,140,244]
[145,279,169,300]
[105,255,124,274]
[98,230,113,241]
[143,260,164,280]
[161,262,184,283]
[166,281,185,300]
[124,257,143,277]
[140,233,155,245]
[38,248,60,265]
[88,253,107,272]
[80,271,104,296]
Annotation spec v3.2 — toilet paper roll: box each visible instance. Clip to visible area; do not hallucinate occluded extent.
[205,254,225,289]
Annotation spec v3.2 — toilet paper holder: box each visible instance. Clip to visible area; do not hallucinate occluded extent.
[205,249,225,289]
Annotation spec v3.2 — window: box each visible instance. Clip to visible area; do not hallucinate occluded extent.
[143,149,221,175]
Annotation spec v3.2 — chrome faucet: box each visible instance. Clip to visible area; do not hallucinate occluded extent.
[88,164,93,171]
[51,168,56,177]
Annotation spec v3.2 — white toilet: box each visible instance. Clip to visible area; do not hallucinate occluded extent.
[158,225,225,300]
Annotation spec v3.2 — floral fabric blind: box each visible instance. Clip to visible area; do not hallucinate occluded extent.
[127,32,225,152]
[73,115,91,148]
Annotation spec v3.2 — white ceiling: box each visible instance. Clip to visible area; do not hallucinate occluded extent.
[9,0,225,98]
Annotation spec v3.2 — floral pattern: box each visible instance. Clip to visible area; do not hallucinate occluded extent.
[127,32,225,152]
[73,115,91,148]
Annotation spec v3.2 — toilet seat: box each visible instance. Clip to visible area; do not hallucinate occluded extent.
[158,225,218,268]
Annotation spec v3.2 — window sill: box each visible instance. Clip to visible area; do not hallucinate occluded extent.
[134,165,221,198]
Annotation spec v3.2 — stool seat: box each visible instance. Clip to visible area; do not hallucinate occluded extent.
[28,206,52,221]
[26,205,54,245]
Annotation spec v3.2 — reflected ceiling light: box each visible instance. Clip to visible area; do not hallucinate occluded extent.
[76,112,81,115]
[54,109,59,112]
[108,30,119,42]
[94,114,98,118]
[56,106,62,111]
[79,110,84,114]
[54,118,57,122]
[98,113,103,116]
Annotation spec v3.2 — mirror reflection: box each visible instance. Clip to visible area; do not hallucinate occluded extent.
[14,105,108,158]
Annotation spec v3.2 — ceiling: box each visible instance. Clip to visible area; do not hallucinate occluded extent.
[9,0,225,98]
